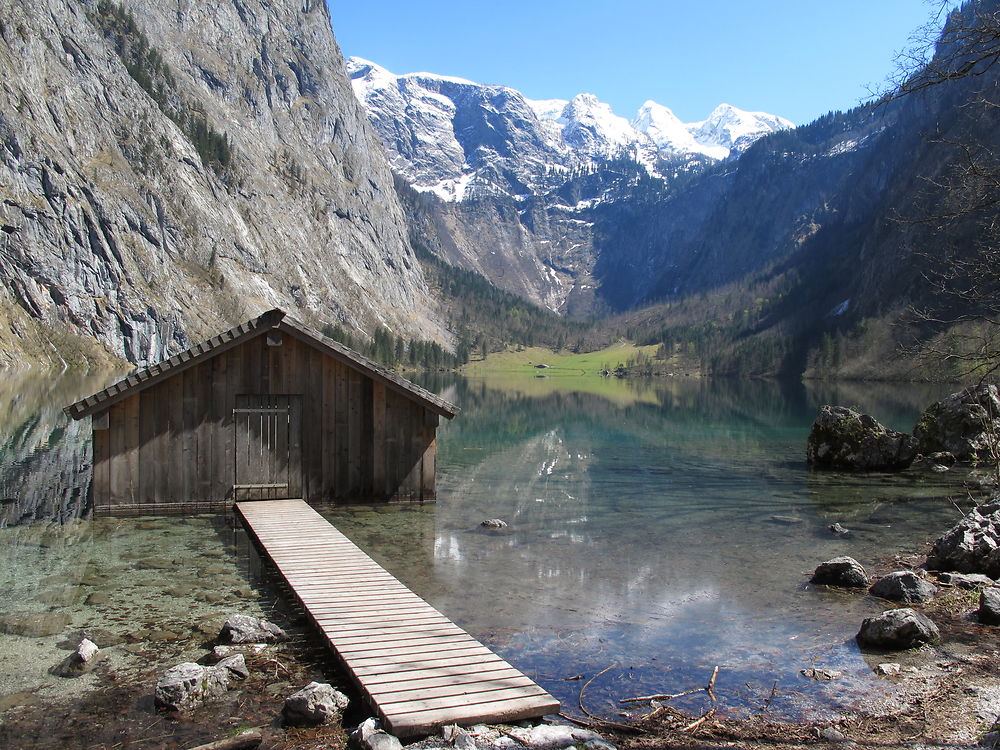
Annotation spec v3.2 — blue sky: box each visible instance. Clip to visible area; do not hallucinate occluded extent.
[326,1,947,126]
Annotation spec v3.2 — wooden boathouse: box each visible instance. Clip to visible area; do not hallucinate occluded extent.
[65,309,459,514]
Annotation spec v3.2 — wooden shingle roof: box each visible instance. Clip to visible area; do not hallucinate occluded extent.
[64,309,460,420]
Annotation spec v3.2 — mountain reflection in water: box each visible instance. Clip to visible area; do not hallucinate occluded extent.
[0,369,969,724]
[323,375,964,721]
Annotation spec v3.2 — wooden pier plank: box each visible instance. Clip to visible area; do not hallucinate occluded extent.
[235,500,558,738]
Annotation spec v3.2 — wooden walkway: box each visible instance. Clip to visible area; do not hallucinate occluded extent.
[235,500,559,737]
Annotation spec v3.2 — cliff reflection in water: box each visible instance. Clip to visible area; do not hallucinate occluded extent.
[0,369,115,527]
[327,375,964,720]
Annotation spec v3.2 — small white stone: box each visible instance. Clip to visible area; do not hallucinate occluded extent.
[73,638,99,664]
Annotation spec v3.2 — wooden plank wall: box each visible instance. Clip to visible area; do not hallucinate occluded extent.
[92,333,440,512]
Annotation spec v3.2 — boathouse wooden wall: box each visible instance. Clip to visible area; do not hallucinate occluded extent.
[89,332,439,513]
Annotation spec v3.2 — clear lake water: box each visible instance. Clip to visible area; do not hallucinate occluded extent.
[0,369,980,742]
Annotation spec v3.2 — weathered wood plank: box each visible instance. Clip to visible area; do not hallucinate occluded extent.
[372,381,386,499]
[92,422,111,510]
[235,500,558,737]
[109,402,126,505]
[334,360,348,498]
[124,394,140,505]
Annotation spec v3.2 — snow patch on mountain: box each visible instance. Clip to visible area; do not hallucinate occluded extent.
[346,56,794,201]
[689,104,796,157]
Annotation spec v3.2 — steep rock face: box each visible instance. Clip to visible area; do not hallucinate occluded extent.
[0,0,443,367]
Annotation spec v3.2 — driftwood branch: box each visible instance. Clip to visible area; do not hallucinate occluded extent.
[619,665,721,705]
[619,688,701,704]
[706,665,719,701]
[579,663,617,721]
[681,708,716,733]
[558,711,643,734]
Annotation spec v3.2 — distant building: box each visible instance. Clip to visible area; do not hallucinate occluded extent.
[65,309,458,514]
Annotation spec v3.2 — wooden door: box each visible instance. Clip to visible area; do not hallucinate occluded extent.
[233,395,302,500]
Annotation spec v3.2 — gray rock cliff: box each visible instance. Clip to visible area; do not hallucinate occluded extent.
[0,0,445,367]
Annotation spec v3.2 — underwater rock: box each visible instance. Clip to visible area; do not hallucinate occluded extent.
[828,522,851,536]
[806,405,917,471]
[869,571,938,603]
[72,638,99,665]
[53,637,101,677]
[219,614,287,644]
[0,611,72,637]
[480,519,508,529]
[811,556,870,588]
[154,662,231,712]
[282,681,349,726]
[856,608,939,650]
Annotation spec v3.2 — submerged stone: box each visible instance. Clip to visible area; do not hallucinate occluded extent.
[219,613,287,644]
[154,662,230,712]
[0,612,72,637]
[282,681,349,726]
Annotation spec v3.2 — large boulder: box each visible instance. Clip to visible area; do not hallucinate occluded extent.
[869,571,938,602]
[282,681,349,727]
[806,406,917,471]
[154,662,231,712]
[856,608,939,650]
[926,501,1000,577]
[811,556,870,588]
[914,384,1000,461]
[218,614,287,644]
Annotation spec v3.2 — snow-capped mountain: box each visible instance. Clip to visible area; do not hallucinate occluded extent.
[347,57,793,202]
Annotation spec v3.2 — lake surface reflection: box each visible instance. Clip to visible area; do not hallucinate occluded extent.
[0,369,974,729]
[322,376,968,722]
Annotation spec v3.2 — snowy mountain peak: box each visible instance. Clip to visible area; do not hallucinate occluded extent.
[632,100,701,155]
[690,103,796,156]
[345,56,794,201]
[559,93,638,155]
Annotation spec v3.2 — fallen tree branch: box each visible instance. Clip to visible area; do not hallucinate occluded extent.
[619,688,702,704]
[707,665,720,701]
[681,708,716,733]
[578,663,617,722]
[558,711,643,734]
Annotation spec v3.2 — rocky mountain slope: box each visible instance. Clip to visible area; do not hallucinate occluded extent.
[349,1,1000,380]
[348,58,791,315]
[0,0,445,369]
